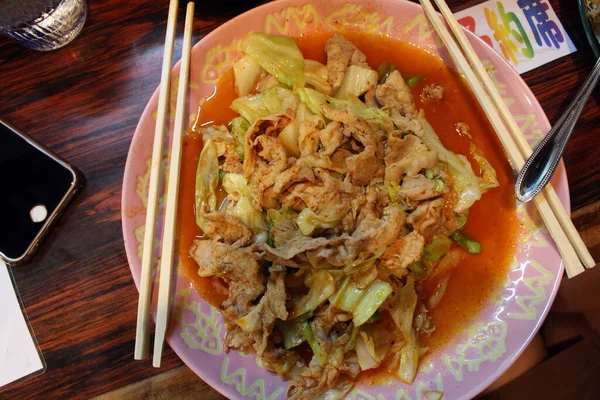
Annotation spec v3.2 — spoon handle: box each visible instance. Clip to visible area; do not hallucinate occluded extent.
[516,57,600,202]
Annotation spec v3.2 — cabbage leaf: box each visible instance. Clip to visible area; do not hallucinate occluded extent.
[278,102,309,157]
[230,116,250,158]
[303,59,331,94]
[418,112,485,213]
[470,142,499,189]
[388,276,417,340]
[343,248,386,275]
[397,328,419,384]
[222,173,268,233]
[201,125,229,142]
[276,319,307,350]
[429,248,465,279]
[267,206,296,224]
[222,173,251,201]
[195,139,221,227]
[297,87,327,116]
[231,86,297,124]
[290,270,336,319]
[354,281,393,326]
[297,207,344,235]
[329,277,392,326]
[428,275,450,309]
[327,96,393,131]
[242,32,305,87]
[356,332,379,370]
[299,320,327,365]
[334,65,378,100]
[233,54,264,96]
[255,74,279,93]
[255,351,297,376]
[355,325,393,370]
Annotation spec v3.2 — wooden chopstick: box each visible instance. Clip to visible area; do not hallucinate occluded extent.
[153,1,195,368]
[429,0,596,271]
[134,0,180,361]
[420,0,589,277]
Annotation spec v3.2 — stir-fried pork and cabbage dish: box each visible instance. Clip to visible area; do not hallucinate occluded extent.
[189,33,500,399]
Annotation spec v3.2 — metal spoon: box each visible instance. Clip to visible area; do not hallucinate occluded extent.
[515,56,600,202]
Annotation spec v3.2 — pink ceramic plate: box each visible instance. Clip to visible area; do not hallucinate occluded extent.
[122,0,569,398]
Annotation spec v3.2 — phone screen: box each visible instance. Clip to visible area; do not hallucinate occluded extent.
[0,121,77,262]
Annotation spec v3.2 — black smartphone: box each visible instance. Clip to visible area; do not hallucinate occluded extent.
[0,120,83,266]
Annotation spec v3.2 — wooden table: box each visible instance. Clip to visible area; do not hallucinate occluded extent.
[0,0,598,399]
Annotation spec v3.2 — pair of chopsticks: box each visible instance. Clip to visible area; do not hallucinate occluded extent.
[420,0,595,278]
[134,0,195,367]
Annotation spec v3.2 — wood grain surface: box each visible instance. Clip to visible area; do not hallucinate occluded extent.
[0,0,598,399]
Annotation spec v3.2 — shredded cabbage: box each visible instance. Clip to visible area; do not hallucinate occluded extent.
[297,208,344,235]
[418,112,488,213]
[388,276,417,340]
[222,174,267,233]
[290,270,336,319]
[267,206,296,224]
[428,275,450,309]
[470,142,499,189]
[343,249,385,275]
[327,96,393,131]
[201,125,229,141]
[242,32,305,87]
[236,302,264,332]
[255,74,279,92]
[278,102,309,157]
[229,196,268,233]
[221,173,251,200]
[276,319,307,350]
[329,277,392,326]
[303,59,331,94]
[230,116,249,158]
[230,86,297,124]
[429,248,465,279]
[297,87,327,116]
[195,139,221,227]
[255,351,297,376]
[356,332,379,370]
[355,325,393,370]
[233,54,264,96]
[334,65,378,100]
[299,320,327,365]
[397,328,419,384]
[329,276,364,311]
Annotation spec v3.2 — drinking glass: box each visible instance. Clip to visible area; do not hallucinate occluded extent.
[0,0,87,51]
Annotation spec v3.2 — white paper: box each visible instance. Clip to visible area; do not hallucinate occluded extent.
[455,0,577,74]
[0,260,44,388]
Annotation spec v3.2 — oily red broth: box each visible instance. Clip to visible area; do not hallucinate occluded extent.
[177,32,519,361]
